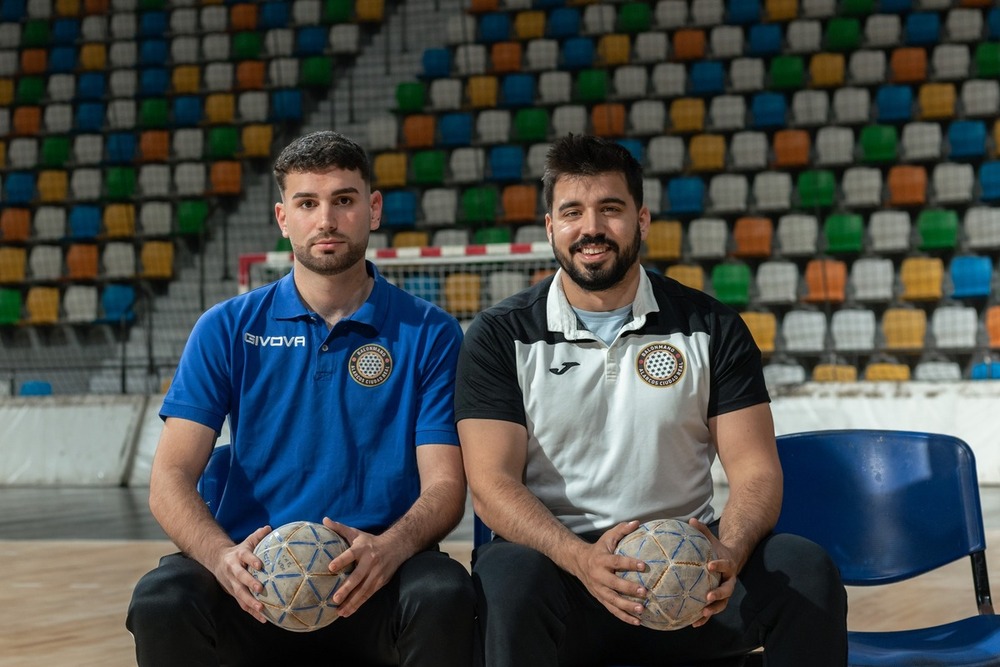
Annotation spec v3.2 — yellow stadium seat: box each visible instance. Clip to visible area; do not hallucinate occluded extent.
[172,66,201,94]
[467,75,499,109]
[79,44,107,71]
[373,152,408,188]
[689,134,726,171]
[597,34,631,67]
[242,124,273,158]
[392,231,429,248]
[103,204,136,238]
[205,94,235,124]
[881,307,927,351]
[812,364,858,382]
[670,98,705,133]
[666,264,705,291]
[356,0,385,22]
[919,83,956,120]
[37,170,68,203]
[809,53,845,88]
[141,241,175,279]
[864,362,912,382]
[514,11,546,40]
[444,272,482,316]
[766,0,798,21]
[0,247,27,283]
[24,287,60,325]
[645,220,682,260]
[741,311,777,353]
[899,256,944,301]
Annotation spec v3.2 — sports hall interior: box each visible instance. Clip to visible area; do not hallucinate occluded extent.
[1,0,999,664]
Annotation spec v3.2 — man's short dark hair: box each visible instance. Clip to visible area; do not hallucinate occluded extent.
[273,131,371,194]
[541,134,644,212]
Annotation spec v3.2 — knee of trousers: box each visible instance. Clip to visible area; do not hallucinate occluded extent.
[127,557,220,631]
[472,541,566,612]
[399,554,476,624]
[754,533,846,608]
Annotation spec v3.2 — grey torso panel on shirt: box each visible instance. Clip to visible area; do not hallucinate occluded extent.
[455,269,770,535]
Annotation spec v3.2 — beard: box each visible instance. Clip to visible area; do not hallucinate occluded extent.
[552,224,643,292]
[292,233,368,276]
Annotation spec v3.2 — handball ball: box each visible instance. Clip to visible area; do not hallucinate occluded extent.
[249,521,354,632]
[615,519,720,631]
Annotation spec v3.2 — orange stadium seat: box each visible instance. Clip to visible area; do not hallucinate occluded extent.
[139,131,171,162]
[501,184,539,223]
[773,130,811,168]
[65,244,99,280]
[402,114,436,149]
[1,209,31,242]
[491,42,523,73]
[210,161,242,195]
[672,29,706,61]
[887,165,927,207]
[591,103,626,137]
[803,258,847,303]
[732,216,773,258]
[891,47,927,83]
[236,62,266,90]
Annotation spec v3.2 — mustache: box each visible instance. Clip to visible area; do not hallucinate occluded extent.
[569,235,619,254]
[309,233,349,244]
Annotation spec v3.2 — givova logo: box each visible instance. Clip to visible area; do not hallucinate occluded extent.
[244,333,307,347]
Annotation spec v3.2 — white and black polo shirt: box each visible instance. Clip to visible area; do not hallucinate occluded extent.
[455,268,770,535]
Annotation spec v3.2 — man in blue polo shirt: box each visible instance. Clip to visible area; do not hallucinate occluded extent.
[127,131,474,666]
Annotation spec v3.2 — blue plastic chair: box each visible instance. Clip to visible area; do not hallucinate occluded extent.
[616,138,644,165]
[295,26,328,56]
[690,61,725,96]
[948,121,987,160]
[69,206,101,239]
[905,12,940,46]
[501,73,536,108]
[402,275,440,304]
[728,0,761,25]
[77,72,106,101]
[48,46,78,73]
[19,380,52,396]
[876,85,913,123]
[488,145,524,182]
[562,37,595,70]
[667,177,705,215]
[271,89,303,122]
[75,102,105,132]
[422,48,452,79]
[5,171,36,205]
[52,18,81,44]
[139,11,167,38]
[100,284,136,325]
[382,190,418,227]
[438,112,473,147]
[547,7,581,39]
[478,12,511,44]
[748,24,783,57]
[106,132,137,164]
[775,429,1000,666]
[173,95,204,126]
[0,0,25,21]
[881,0,912,12]
[260,1,290,29]
[950,256,993,299]
[971,362,1000,380]
[990,8,1000,40]
[979,162,1000,203]
[750,92,787,129]
[139,40,168,67]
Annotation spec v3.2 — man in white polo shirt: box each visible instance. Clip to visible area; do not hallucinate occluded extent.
[456,134,847,666]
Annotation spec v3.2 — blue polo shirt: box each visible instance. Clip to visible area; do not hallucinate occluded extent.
[161,262,463,541]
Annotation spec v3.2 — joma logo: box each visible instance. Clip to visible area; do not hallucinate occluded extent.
[244,333,306,347]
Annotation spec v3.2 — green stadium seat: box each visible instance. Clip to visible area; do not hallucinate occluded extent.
[177,200,209,235]
[769,56,805,90]
[21,20,50,47]
[411,149,446,186]
[16,76,45,105]
[474,227,512,244]
[41,136,70,168]
[324,0,354,23]
[462,186,498,224]
[106,167,136,200]
[974,43,1000,78]
[395,81,426,113]
[0,288,22,325]
[576,69,608,103]
[797,170,837,209]
[513,108,549,143]
[207,126,240,159]
[711,262,752,308]
[840,0,875,15]
[232,32,263,60]
[825,18,861,52]
[917,209,959,251]
[859,124,898,162]
[618,2,651,33]
[140,98,169,128]
[824,213,865,254]
[301,56,333,87]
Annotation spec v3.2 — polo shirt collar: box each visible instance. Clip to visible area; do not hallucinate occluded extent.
[546,267,659,338]
[271,261,387,334]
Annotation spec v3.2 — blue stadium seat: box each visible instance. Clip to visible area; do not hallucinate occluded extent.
[403,276,441,304]
[0,0,25,21]
[422,48,452,78]
[990,9,1000,40]
[547,7,581,39]
[979,161,1000,203]
[949,255,993,299]
[948,121,986,160]
[271,89,303,122]
[19,381,52,396]
[690,61,725,97]
[75,102,105,132]
[667,177,705,215]
[971,362,1000,380]
[479,12,512,44]
[5,172,36,205]
[750,92,787,129]
[261,1,290,29]
[106,132,136,164]
[562,37,594,70]
[77,72,106,101]
[616,138,644,165]
[488,145,524,182]
[728,0,761,25]
[173,96,204,126]
[382,190,418,227]
[295,26,328,56]
[139,68,169,97]
[139,40,168,67]
[48,47,78,73]
[140,11,168,38]
[748,23,783,57]
[501,73,536,107]
[881,0,912,12]
[905,12,940,46]
[438,112,473,147]
[52,18,81,44]
[875,85,913,123]
[100,284,136,325]
[69,206,102,239]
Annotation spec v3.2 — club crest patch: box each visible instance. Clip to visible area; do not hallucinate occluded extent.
[349,344,393,387]
[636,342,685,387]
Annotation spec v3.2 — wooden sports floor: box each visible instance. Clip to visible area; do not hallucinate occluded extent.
[2,486,998,667]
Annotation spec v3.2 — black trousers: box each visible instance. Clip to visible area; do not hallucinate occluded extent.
[127,548,475,667]
[473,530,848,667]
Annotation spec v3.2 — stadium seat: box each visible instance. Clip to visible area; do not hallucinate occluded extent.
[916,208,959,250]
[918,83,956,120]
[900,256,944,301]
[666,177,704,215]
[732,217,773,258]
[949,256,993,300]
[99,283,136,325]
[913,359,962,382]
[842,167,882,208]
[887,166,927,207]
[931,44,969,82]
[670,98,705,133]
[690,134,726,173]
[750,92,787,130]
[776,214,819,256]
[422,189,458,227]
[644,220,682,261]
[882,307,927,351]
[981,162,1000,203]
[862,362,911,382]
[462,187,498,224]
[411,150,446,186]
[686,218,727,259]
[753,172,793,211]
[650,62,686,98]
[812,363,858,382]
[711,262,751,307]
[772,130,810,168]
[665,264,705,291]
[782,309,827,353]
[756,261,799,304]
[946,121,986,160]
[709,96,746,132]
[730,132,768,171]
[900,122,942,161]
[392,231,429,249]
[831,309,877,352]
[833,87,871,124]
[709,175,748,213]
[381,190,417,228]
[140,241,174,280]
[796,170,837,208]
[790,90,829,126]
[802,258,847,303]
[488,271,528,306]
[890,47,927,84]
[965,207,1000,250]
[741,311,777,354]
[961,80,1000,118]
[647,136,685,174]
[443,273,481,317]
[710,25,744,59]
[849,257,895,302]
[730,58,765,93]
[823,213,864,254]
[591,103,625,137]
[931,305,978,350]
[102,242,136,279]
[62,285,98,323]
[501,184,538,223]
